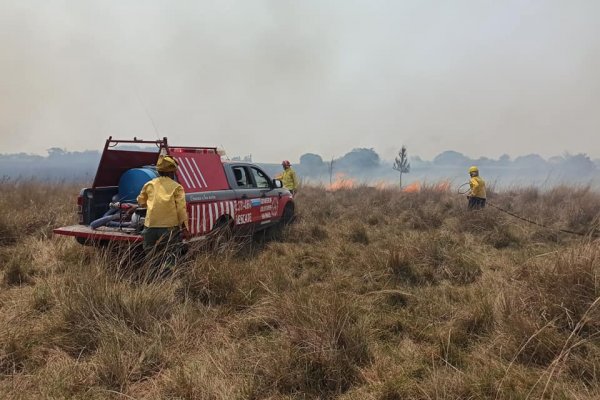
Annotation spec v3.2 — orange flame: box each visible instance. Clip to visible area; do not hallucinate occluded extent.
[327,173,357,191]
[403,182,421,193]
[326,177,451,192]
[402,181,450,193]
[434,181,451,192]
[373,181,393,190]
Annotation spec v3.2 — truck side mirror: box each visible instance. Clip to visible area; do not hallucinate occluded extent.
[272,179,283,189]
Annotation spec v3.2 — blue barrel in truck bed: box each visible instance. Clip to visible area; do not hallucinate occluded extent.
[118,167,158,202]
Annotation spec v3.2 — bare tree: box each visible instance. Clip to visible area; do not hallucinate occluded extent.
[393,146,410,188]
[329,156,335,186]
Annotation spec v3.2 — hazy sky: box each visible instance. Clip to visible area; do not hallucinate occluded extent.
[1,0,599,162]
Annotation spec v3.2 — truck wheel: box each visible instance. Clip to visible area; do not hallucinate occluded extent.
[211,218,233,251]
[281,203,295,226]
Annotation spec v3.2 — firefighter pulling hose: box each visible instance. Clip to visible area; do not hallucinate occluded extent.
[457,166,598,237]
[467,166,486,209]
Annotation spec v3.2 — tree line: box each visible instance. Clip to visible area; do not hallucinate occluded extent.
[1,146,599,182]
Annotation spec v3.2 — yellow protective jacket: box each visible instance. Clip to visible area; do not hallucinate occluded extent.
[469,176,486,199]
[279,168,298,191]
[137,176,189,229]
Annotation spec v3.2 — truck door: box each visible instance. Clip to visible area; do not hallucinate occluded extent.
[230,165,261,227]
[248,166,280,225]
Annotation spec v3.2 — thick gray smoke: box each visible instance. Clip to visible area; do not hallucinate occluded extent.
[2,147,599,190]
[1,1,599,163]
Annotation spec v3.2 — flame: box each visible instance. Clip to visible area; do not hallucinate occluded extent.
[327,173,357,191]
[326,177,451,192]
[402,181,450,193]
[373,181,393,190]
[402,182,421,193]
[434,181,451,192]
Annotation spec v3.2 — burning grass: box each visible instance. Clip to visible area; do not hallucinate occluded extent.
[0,180,600,398]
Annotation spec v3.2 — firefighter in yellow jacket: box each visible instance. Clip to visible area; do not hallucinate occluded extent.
[277,160,299,194]
[137,155,190,256]
[467,166,486,209]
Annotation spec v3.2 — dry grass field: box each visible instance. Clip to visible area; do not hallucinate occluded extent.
[1,179,600,399]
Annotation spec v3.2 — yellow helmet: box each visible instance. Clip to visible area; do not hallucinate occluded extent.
[468,166,479,174]
[156,155,179,172]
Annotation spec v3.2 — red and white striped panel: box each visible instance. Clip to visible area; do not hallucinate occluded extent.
[188,200,237,235]
[177,155,209,191]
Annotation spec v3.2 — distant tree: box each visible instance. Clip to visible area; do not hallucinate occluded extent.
[299,153,324,168]
[475,156,493,167]
[433,150,471,166]
[409,155,432,168]
[393,146,410,188]
[299,153,325,177]
[561,153,596,174]
[513,154,547,169]
[47,147,67,158]
[337,148,380,170]
[548,156,565,165]
[488,154,512,167]
[329,157,335,186]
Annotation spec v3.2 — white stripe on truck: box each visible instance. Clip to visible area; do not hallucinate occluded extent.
[184,157,203,188]
[196,204,201,233]
[191,204,195,234]
[191,158,208,187]
[177,159,194,189]
[189,200,242,236]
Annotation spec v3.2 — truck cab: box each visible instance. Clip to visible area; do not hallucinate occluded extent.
[53,137,294,244]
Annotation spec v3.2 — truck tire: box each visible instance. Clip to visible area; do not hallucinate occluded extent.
[281,203,294,226]
[211,217,233,251]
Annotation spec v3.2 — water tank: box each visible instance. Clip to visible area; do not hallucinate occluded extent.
[118,167,158,202]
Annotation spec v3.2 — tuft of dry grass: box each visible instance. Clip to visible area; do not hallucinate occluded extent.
[2,249,35,286]
[246,289,371,398]
[57,263,176,357]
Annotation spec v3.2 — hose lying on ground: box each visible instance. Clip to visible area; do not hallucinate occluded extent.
[485,202,596,237]
[456,183,599,238]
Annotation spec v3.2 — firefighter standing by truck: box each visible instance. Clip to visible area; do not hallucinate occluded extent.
[277,160,299,195]
[136,155,190,266]
[467,166,486,209]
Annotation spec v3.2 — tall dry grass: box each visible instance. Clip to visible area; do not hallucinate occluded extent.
[0,180,599,399]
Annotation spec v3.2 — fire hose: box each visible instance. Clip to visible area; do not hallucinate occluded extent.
[457,183,598,238]
[90,202,141,230]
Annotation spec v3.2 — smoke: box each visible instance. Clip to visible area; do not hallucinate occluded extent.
[1,1,599,161]
[1,146,599,189]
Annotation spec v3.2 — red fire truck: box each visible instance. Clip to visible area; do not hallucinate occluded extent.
[53,137,294,244]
